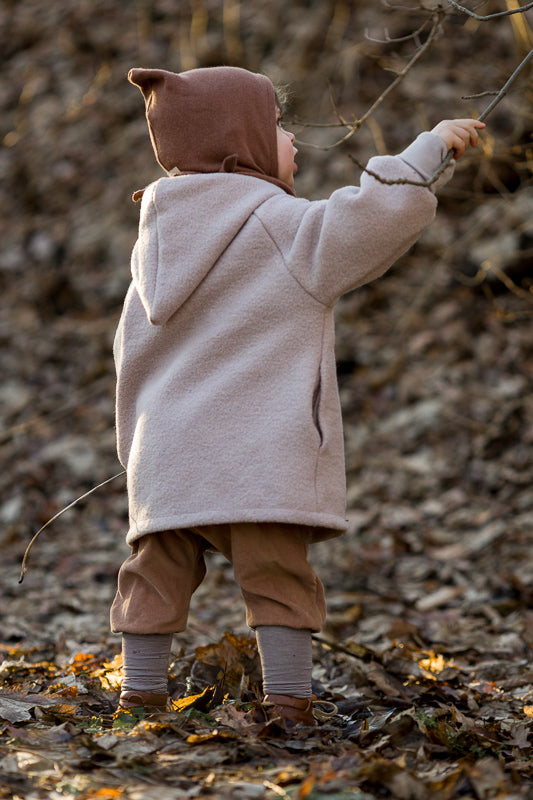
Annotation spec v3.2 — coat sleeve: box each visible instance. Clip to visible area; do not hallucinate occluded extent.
[258,132,451,307]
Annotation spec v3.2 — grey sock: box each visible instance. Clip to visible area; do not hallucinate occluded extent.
[121,633,173,694]
[256,625,313,699]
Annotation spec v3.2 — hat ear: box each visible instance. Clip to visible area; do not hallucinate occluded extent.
[128,68,166,101]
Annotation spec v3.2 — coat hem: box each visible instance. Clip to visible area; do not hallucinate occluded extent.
[125,508,348,545]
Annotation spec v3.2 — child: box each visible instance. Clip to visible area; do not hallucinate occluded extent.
[111,65,484,726]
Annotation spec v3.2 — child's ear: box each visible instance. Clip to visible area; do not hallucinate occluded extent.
[128,68,167,101]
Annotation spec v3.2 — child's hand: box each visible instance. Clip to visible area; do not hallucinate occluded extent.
[431,119,486,159]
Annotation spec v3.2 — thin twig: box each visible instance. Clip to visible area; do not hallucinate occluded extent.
[344,10,443,132]
[291,119,349,129]
[364,17,431,44]
[18,470,126,584]
[348,150,452,186]
[381,0,427,12]
[349,46,533,187]
[445,0,533,20]
[462,90,499,99]
[327,79,349,126]
[296,9,444,150]
[295,4,532,139]
[476,46,533,120]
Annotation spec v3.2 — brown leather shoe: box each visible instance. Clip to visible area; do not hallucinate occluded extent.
[263,693,316,727]
[117,690,168,712]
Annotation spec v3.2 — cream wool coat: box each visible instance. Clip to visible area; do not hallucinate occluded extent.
[115,132,452,545]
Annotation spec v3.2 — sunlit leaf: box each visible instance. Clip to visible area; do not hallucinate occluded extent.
[186,728,239,744]
[172,684,223,713]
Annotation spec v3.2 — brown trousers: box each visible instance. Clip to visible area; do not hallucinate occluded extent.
[110,522,327,634]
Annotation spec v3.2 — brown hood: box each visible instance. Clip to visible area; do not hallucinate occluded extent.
[128,66,294,196]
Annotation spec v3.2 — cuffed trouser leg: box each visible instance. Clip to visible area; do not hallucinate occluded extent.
[121,632,173,694]
[110,529,207,634]
[256,625,313,698]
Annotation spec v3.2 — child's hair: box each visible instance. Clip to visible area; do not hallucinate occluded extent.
[273,84,292,116]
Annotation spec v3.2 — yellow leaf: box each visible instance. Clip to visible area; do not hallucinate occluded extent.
[297,776,315,799]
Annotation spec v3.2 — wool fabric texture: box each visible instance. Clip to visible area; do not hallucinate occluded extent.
[256,625,313,698]
[128,66,294,195]
[116,67,452,543]
[121,633,172,694]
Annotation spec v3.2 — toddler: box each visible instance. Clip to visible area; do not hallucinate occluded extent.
[111,65,484,726]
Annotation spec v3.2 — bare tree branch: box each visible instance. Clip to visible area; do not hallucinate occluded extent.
[445,0,533,20]
[381,0,429,12]
[476,46,533,120]
[295,9,444,150]
[293,2,532,189]
[364,17,431,44]
[347,151,452,187]
[350,46,533,188]
[294,1,533,136]
[462,90,500,99]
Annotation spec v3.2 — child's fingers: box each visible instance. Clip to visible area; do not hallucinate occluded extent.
[461,121,486,152]
[446,127,470,158]
[450,133,468,159]
[455,118,486,129]
[431,119,486,158]
[470,120,486,146]
[455,119,485,144]
[454,126,478,154]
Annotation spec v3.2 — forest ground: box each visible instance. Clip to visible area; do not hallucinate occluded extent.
[1,1,533,798]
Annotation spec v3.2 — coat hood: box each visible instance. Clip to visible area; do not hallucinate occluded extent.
[132,174,283,326]
[128,66,294,196]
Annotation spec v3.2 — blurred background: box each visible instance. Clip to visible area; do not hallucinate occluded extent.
[1,0,532,653]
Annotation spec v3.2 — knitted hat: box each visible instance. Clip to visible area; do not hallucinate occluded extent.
[128,66,294,196]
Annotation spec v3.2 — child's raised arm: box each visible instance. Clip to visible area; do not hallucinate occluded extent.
[431,118,486,160]
[257,117,487,306]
